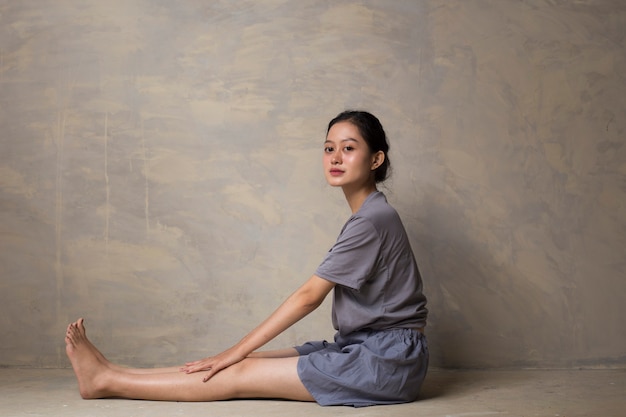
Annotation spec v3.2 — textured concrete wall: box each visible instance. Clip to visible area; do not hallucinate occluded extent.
[1,1,624,369]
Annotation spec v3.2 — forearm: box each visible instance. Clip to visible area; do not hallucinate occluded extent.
[181,275,333,377]
[232,292,319,357]
[231,275,333,359]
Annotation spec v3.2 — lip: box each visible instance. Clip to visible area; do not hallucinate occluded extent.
[329,169,344,176]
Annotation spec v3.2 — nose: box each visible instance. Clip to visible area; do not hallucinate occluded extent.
[331,150,341,164]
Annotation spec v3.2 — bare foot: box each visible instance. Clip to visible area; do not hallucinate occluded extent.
[69,319,182,375]
[65,319,112,398]
[69,318,127,371]
[67,319,106,362]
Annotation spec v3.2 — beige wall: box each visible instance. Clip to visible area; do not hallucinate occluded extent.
[0,1,624,369]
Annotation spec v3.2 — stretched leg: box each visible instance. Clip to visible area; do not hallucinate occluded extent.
[65,320,314,401]
[247,348,300,359]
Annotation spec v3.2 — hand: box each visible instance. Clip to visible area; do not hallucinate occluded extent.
[180,346,245,382]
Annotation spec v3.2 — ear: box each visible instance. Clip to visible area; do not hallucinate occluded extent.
[371,151,385,170]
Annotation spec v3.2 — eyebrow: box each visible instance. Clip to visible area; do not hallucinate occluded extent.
[324,138,359,144]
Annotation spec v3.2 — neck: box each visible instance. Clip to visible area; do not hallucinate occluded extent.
[342,184,377,214]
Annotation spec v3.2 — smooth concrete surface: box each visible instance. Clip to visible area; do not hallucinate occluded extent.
[1,1,625,371]
[1,368,624,417]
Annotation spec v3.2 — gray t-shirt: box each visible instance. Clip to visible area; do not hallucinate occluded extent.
[315,191,428,336]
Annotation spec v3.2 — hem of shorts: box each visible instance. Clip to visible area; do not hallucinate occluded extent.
[296,355,322,405]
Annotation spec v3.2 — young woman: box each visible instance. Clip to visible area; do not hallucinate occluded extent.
[65,110,429,407]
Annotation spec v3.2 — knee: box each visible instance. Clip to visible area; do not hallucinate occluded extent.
[213,359,251,399]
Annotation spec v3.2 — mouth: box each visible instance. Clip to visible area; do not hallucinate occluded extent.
[329,169,344,177]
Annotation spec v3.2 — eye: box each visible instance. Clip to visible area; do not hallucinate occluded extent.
[343,146,354,151]
[324,146,334,153]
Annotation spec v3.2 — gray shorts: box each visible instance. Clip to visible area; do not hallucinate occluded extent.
[295,328,429,407]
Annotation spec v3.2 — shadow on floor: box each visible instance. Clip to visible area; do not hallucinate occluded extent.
[418,368,536,401]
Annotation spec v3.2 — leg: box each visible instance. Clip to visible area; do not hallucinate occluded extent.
[86,357,314,401]
[65,320,314,401]
[248,348,300,359]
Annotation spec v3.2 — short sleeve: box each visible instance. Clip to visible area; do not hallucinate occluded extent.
[315,216,381,290]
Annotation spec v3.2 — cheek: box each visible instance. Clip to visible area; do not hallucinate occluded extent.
[345,153,368,168]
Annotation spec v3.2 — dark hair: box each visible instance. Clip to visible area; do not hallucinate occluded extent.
[327,110,391,183]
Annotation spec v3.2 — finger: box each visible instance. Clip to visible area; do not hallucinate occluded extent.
[185,358,211,368]
[181,360,204,370]
[185,363,212,374]
[202,370,215,383]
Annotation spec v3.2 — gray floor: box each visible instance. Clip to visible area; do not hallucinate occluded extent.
[1,368,624,417]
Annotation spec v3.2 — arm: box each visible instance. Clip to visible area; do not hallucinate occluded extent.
[182,274,335,381]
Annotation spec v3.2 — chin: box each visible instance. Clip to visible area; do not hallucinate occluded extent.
[325,179,341,187]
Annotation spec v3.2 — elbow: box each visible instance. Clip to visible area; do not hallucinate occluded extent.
[292,275,334,314]
[302,296,324,312]
[296,290,326,313]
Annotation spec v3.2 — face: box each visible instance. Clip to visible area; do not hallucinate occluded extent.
[323,121,382,190]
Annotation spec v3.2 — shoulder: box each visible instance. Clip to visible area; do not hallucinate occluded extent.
[354,192,409,245]
[357,192,400,224]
